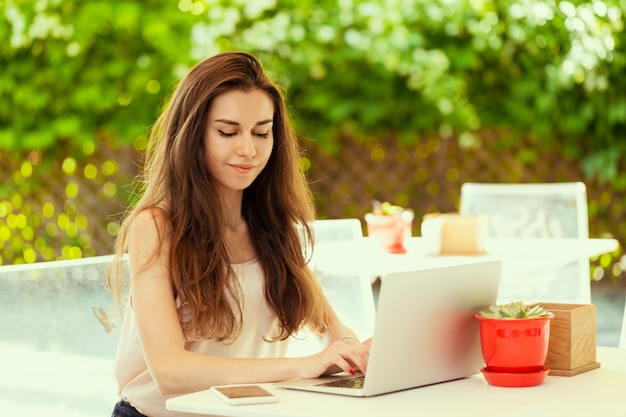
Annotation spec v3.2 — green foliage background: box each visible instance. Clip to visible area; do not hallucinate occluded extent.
[1,0,625,264]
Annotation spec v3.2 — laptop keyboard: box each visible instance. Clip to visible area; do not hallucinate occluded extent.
[316,376,365,389]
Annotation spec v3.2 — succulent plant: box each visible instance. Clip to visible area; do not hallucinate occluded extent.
[478,301,551,319]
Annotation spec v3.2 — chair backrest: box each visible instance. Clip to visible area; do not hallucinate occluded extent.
[459,182,591,304]
[459,182,588,239]
[0,255,126,415]
[310,218,364,244]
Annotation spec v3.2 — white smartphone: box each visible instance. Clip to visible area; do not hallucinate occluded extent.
[210,384,279,405]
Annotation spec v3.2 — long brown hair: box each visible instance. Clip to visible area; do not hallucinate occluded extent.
[108,51,328,341]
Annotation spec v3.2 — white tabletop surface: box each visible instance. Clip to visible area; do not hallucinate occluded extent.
[167,346,626,417]
[310,237,619,280]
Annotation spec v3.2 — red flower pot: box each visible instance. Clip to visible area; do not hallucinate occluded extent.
[475,313,554,373]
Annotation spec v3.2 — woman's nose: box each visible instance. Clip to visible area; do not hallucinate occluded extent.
[237,134,256,159]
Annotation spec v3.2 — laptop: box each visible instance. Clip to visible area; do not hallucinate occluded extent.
[276,259,502,396]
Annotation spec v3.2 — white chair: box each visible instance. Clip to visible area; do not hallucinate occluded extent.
[310,219,375,337]
[459,182,591,304]
[288,218,375,355]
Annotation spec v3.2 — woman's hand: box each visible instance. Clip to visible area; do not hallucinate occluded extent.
[300,337,372,378]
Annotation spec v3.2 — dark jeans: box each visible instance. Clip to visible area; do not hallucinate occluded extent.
[111,400,148,417]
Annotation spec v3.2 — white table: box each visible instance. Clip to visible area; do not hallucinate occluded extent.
[311,236,619,309]
[167,346,626,417]
[310,237,619,281]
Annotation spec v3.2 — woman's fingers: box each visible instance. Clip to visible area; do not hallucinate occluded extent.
[335,338,370,374]
[334,355,358,376]
[303,337,372,378]
[344,337,371,371]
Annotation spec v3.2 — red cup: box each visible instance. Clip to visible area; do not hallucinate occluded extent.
[365,210,413,254]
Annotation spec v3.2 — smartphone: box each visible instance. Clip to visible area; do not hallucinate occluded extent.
[210,384,279,405]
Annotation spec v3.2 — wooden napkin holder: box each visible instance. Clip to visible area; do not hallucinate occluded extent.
[420,212,487,255]
[532,302,600,376]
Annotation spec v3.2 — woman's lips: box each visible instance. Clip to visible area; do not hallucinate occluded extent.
[230,164,255,174]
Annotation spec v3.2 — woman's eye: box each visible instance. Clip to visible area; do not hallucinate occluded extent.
[255,131,270,138]
[218,130,236,137]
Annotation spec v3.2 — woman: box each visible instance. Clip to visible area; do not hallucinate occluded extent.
[107,51,370,417]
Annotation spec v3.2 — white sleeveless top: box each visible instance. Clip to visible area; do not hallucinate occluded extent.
[113,259,288,417]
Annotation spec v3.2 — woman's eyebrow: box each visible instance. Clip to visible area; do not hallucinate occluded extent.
[214,119,238,125]
[214,118,273,126]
